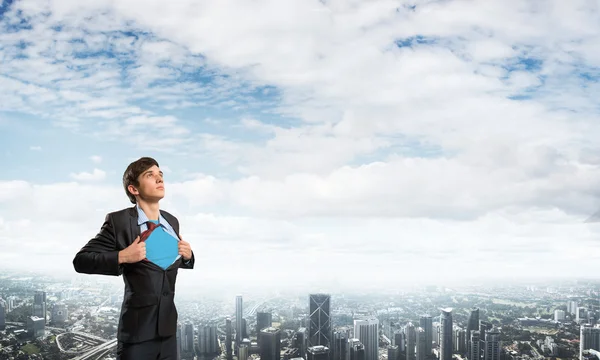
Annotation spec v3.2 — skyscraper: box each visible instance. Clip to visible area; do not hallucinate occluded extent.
[257,312,273,341]
[239,344,249,360]
[184,323,194,353]
[0,301,5,331]
[466,309,479,353]
[468,331,480,360]
[332,330,348,360]
[455,328,466,354]
[260,327,282,360]
[406,322,416,360]
[307,345,330,360]
[226,318,233,359]
[440,309,453,360]
[483,330,501,360]
[51,304,68,325]
[416,327,428,360]
[309,294,331,348]
[478,321,492,360]
[236,295,243,351]
[388,345,399,360]
[198,325,219,354]
[294,328,308,358]
[348,338,366,360]
[354,318,379,360]
[419,315,433,357]
[32,291,46,323]
[580,325,600,360]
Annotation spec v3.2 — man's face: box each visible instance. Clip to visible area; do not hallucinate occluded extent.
[132,165,165,201]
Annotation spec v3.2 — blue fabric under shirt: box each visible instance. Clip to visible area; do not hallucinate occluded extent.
[144,220,180,270]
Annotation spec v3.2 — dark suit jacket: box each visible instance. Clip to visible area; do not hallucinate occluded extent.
[72,206,194,343]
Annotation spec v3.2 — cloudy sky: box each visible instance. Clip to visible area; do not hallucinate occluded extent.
[1,0,600,293]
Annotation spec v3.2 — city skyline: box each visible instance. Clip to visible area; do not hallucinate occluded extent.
[2,0,600,289]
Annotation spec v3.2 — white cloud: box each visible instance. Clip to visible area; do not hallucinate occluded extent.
[30,146,42,151]
[69,169,107,181]
[90,155,102,163]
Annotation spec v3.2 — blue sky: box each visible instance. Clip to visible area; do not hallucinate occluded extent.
[1,0,600,291]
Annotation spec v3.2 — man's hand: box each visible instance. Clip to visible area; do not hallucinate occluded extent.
[178,239,192,260]
[118,236,146,264]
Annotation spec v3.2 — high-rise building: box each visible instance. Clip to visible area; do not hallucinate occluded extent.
[478,321,492,359]
[394,331,405,352]
[27,316,45,338]
[388,345,399,360]
[554,310,566,322]
[483,330,501,360]
[406,322,416,360]
[332,330,348,360]
[466,309,479,353]
[0,301,5,331]
[51,304,68,325]
[226,318,233,359]
[468,331,480,360]
[569,301,579,315]
[419,315,433,358]
[440,309,453,360]
[308,345,330,360]
[258,312,272,341]
[242,318,248,339]
[455,328,466,354]
[239,344,249,360]
[348,338,366,360]
[184,323,194,353]
[577,308,588,323]
[176,324,182,360]
[236,295,243,352]
[198,325,219,354]
[32,291,47,323]
[260,327,282,360]
[580,325,600,360]
[309,294,331,348]
[294,328,308,358]
[354,319,379,360]
[416,327,428,360]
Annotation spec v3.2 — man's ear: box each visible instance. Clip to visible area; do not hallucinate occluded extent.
[127,184,139,196]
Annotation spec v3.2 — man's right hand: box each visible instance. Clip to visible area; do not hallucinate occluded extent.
[118,236,146,264]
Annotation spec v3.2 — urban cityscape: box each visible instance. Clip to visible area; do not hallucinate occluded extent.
[1,270,600,360]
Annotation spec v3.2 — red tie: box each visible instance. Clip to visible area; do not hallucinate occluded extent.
[140,221,160,243]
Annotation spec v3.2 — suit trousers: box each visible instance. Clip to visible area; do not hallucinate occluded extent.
[117,335,178,360]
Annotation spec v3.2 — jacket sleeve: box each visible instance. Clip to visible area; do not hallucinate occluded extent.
[73,213,123,276]
[172,215,194,270]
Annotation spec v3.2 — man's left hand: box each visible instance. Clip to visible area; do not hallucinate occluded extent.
[178,239,193,260]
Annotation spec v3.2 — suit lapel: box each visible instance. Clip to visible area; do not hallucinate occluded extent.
[129,206,141,243]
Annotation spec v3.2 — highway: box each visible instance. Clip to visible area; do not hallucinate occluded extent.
[70,338,118,360]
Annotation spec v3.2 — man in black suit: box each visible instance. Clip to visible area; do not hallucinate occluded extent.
[73,157,194,360]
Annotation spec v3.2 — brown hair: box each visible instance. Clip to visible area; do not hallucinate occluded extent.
[122,157,160,204]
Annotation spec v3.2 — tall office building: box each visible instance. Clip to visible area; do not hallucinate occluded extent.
[406,322,416,360]
[354,318,379,360]
[332,330,348,360]
[466,309,479,352]
[0,301,5,331]
[483,330,501,360]
[51,304,68,325]
[577,308,588,323]
[388,345,399,360]
[555,310,566,322]
[236,295,243,351]
[455,328,466,354]
[309,294,331,348]
[257,312,273,341]
[27,316,45,338]
[394,331,405,352]
[198,325,218,354]
[226,318,233,359]
[416,327,428,360]
[176,324,182,360]
[260,327,282,360]
[184,323,194,353]
[32,291,47,323]
[580,325,600,360]
[419,315,433,357]
[348,338,366,360]
[308,345,330,360]
[478,321,492,359]
[440,309,453,360]
[294,328,308,358]
[468,331,480,360]
[239,344,249,360]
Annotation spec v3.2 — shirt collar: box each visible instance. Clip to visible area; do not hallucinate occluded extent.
[136,205,166,226]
